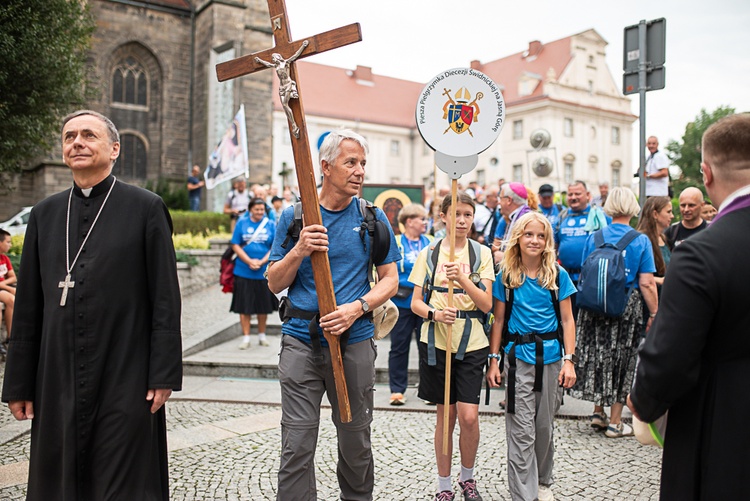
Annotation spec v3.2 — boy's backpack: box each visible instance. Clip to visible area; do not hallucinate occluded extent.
[576,228,640,317]
[281,197,391,282]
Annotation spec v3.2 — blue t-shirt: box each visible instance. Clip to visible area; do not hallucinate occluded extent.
[493,267,576,365]
[540,204,562,229]
[269,198,401,345]
[231,215,275,279]
[393,233,431,309]
[581,223,656,289]
[187,175,201,199]
[492,217,508,240]
[555,205,612,279]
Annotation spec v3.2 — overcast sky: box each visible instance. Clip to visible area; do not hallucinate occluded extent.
[284,0,750,164]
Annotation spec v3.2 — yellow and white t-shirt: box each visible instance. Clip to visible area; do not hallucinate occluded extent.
[408,240,495,353]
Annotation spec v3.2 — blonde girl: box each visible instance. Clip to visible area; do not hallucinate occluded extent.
[487,211,577,501]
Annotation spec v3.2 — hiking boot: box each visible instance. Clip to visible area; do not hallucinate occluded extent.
[458,479,483,501]
[590,411,609,431]
[390,393,406,406]
[435,491,455,501]
[538,484,555,501]
[605,422,634,438]
[238,340,251,350]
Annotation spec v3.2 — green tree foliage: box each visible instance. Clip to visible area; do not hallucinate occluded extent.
[146,178,190,211]
[0,0,95,178]
[667,106,735,199]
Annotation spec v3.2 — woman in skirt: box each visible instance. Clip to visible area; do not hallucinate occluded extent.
[231,197,278,349]
[570,187,659,438]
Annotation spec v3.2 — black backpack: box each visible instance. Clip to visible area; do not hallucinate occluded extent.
[281,197,391,282]
[576,229,640,317]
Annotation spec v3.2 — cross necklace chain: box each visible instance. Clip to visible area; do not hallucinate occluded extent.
[59,178,117,306]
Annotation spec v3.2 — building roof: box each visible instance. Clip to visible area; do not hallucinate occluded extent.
[273,62,424,129]
[471,35,574,105]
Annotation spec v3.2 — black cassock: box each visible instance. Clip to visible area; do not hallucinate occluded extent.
[2,175,182,500]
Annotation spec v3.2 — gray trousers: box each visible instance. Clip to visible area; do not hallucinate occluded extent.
[505,358,563,501]
[278,334,376,501]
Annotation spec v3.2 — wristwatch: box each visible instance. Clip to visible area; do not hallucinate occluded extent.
[357,297,370,313]
[427,309,436,321]
[562,353,579,365]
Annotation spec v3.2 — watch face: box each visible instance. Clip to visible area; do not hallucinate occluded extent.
[359,298,370,312]
[469,272,481,285]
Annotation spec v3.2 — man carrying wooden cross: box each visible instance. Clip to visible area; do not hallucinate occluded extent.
[267,129,399,500]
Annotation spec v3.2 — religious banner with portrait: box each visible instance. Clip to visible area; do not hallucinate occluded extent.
[204,105,249,190]
[361,184,423,235]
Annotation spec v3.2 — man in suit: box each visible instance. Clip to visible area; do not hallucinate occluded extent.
[628,113,750,499]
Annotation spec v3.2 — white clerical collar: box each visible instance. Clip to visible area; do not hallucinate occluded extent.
[718,184,750,213]
[81,187,93,198]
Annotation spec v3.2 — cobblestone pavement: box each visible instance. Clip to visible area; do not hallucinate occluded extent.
[0,398,661,500]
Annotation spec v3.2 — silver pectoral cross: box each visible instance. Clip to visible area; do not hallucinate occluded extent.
[59,273,75,306]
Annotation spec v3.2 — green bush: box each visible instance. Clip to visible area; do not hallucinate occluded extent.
[146,178,189,211]
[170,210,231,236]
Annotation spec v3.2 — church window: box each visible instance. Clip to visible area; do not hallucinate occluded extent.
[611,126,621,145]
[564,162,574,184]
[512,164,523,182]
[564,118,574,137]
[114,133,148,180]
[112,57,148,107]
[390,140,400,156]
[513,120,523,140]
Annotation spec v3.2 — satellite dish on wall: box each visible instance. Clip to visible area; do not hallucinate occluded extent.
[530,129,551,150]
[533,157,554,177]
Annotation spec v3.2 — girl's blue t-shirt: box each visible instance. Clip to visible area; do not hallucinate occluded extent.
[231,215,275,279]
[393,233,431,309]
[581,223,656,289]
[493,267,576,365]
[269,198,401,345]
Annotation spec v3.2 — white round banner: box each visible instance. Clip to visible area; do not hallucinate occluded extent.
[416,68,505,157]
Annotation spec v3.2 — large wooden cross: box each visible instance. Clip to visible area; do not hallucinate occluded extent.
[216,0,362,423]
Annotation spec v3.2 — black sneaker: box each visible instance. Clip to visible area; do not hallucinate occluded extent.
[458,479,483,501]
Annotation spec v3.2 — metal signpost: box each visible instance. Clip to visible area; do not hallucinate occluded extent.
[623,18,666,204]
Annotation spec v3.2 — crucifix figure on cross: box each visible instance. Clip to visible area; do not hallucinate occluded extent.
[216,0,362,424]
[255,40,309,138]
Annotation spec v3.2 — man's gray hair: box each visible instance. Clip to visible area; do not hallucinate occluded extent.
[62,110,120,144]
[319,129,369,167]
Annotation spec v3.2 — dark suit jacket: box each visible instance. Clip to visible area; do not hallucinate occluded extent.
[631,206,750,500]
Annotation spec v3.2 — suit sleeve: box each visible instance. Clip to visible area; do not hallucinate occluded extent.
[630,238,716,422]
[145,197,183,391]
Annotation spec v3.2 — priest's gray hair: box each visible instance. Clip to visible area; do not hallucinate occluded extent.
[62,110,120,144]
[319,129,369,167]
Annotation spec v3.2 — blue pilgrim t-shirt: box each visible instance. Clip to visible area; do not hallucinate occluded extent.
[392,233,431,309]
[581,223,656,289]
[269,197,401,345]
[230,214,275,279]
[493,267,576,365]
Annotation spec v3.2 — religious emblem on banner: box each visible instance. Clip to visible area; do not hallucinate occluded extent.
[443,87,483,136]
[417,68,505,160]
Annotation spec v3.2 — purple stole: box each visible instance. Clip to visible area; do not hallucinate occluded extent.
[711,193,750,225]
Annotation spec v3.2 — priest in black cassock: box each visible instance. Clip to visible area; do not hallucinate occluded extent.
[2,110,182,500]
[629,113,750,499]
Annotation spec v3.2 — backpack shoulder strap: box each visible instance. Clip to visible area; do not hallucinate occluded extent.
[468,239,481,274]
[281,202,303,249]
[615,229,640,251]
[423,238,442,305]
[593,229,605,248]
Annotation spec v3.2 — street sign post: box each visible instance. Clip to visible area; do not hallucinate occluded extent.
[623,18,666,204]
